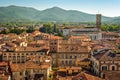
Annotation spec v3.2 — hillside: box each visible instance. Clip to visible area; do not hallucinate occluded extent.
[0,5,115,22]
[106,17,120,24]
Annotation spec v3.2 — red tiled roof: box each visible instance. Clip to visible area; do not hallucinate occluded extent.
[50,35,63,40]
[72,72,102,80]
[93,49,120,61]
[93,50,108,60]
[105,71,120,80]
[32,30,41,35]
[0,62,8,66]
[0,75,10,80]
[10,64,25,72]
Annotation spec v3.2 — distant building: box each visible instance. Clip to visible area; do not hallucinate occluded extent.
[0,61,11,80]
[62,14,102,40]
[96,14,101,32]
[10,61,51,80]
[2,49,49,63]
[57,66,82,80]
[102,32,119,40]
[51,36,91,67]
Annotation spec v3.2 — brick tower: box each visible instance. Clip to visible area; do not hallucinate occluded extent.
[96,14,101,32]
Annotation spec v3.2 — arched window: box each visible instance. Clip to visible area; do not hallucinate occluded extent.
[112,66,115,70]
[110,65,116,71]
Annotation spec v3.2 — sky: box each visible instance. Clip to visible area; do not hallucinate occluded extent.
[0,0,120,17]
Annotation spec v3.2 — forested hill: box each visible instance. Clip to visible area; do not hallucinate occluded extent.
[0,5,113,22]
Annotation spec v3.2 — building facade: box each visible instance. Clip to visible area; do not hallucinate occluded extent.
[62,14,102,40]
[91,49,120,79]
[10,61,51,80]
[51,36,91,67]
[2,49,49,63]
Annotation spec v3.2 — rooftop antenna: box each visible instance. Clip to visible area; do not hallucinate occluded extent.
[98,10,100,14]
[97,9,101,14]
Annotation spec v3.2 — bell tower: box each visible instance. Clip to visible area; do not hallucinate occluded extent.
[96,14,101,32]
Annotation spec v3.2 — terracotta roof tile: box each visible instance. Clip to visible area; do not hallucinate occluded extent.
[0,75,10,80]
[10,64,25,72]
[105,71,120,80]
[72,72,102,80]
[0,62,8,66]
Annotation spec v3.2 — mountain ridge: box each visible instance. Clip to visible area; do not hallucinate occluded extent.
[0,5,118,23]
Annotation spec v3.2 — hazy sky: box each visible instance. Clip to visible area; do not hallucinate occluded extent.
[0,0,120,17]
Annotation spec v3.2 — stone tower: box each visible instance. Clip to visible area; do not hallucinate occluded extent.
[53,24,57,32]
[96,14,101,32]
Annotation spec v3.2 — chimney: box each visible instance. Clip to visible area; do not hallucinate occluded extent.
[96,14,101,32]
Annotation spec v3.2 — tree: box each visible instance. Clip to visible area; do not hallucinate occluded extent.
[39,23,53,33]
[1,29,10,34]
[101,24,120,31]
[26,26,35,33]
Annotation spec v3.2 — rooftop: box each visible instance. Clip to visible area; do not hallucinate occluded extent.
[10,61,50,72]
[93,49,120,61]
[10,64,25,72]
[0,62,8,67]
[105,71,120,80]
[0,75,10,80]
[72,72,102,80]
